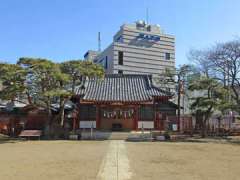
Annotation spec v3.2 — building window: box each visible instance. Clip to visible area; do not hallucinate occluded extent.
[118,51,123,65]
[115,35,123,43]
[99,58,104,68]
[105,56,108,69]
[165,53,171,60]
[118,70,123,74]
[166,87,171,92]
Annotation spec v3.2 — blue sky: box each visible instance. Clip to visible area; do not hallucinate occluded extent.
[0,0,240,65]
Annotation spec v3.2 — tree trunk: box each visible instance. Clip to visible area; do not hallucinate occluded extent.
[44,97,52,139]
[71,78,76,94]
[59,97,66,127]
[47,97,52,122]
[201,107,212,138]
[26,92,32,105]
[231,85,239,106]
[201,119,207,138]
[217,117,221,136]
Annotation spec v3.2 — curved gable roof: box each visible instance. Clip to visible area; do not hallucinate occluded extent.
[75,74,172,103]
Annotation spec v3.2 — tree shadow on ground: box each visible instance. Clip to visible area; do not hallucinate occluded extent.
[161,136,240,145]
[0,134,25,144]
[0,139,24,144]
[227,140,240,146]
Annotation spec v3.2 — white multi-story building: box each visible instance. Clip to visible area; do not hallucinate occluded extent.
[84,20,175,78]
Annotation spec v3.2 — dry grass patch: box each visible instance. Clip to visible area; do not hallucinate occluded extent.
[126,141,240,180]
[1,138,240,180]
[0,140,109,180]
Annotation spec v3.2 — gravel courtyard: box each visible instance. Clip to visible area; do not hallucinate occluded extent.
[0,138,240,180]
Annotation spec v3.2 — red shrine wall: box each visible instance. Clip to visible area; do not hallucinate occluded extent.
[100,118,134,130]
[78,102,178,130]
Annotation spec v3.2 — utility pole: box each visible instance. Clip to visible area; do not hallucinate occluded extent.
[177,74,181,132]
[227,60,231,103]
[146,7,149,24]
[98,32,101,52]
[227,60,232,129]
[182,80,185,116]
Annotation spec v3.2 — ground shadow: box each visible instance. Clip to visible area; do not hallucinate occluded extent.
[126,136,240,145]
[0,138,25,144]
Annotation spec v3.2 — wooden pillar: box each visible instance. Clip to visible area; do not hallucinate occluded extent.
[178,115,181,132]
[134,105,139,130]
[154,100,158,130]
[96,105,100,129]
[73,117,76,131]
[75,103,81,130]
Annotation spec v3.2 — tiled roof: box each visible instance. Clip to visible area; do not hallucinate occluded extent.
[75,74,172,103]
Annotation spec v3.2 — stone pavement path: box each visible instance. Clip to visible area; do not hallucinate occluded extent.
[97,140,132,180]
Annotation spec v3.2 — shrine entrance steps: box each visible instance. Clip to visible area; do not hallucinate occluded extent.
[80,131,153,140]
[109,132,131,140]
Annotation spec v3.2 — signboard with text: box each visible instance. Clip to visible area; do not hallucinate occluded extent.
[137,33,160,41]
